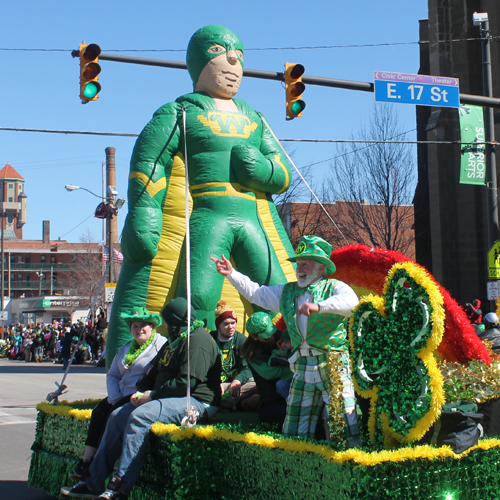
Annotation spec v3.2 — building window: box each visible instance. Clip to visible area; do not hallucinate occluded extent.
[40,255,46,263]
[25,256,31,264]
[50,256,56,263]
[8,184,13,189]
[17,273,22,282]
[8,197,12,202]
[26,275,31,282]
[17,255,23,263]
[9,254,14,263]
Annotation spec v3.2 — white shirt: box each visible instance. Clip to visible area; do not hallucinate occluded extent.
[227,269,359,348]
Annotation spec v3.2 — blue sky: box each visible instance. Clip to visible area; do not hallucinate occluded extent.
[2,1,428,243]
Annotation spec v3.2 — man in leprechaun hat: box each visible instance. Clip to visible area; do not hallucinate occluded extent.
[213,235,361,446]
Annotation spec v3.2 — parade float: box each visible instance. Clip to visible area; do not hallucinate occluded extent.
[28,25,500,499]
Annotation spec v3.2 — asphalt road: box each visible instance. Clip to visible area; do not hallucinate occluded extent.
[0,357,107,499]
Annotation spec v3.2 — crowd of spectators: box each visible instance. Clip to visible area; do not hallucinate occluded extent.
[0,315,108,367]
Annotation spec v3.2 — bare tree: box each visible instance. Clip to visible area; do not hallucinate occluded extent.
[274,164,342,247]
[325,104,416,256]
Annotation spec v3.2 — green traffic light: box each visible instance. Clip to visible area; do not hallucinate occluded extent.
[82,82,101,99]
[291,100,306,116]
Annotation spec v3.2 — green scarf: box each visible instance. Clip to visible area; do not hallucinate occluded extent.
[169,320,205,350]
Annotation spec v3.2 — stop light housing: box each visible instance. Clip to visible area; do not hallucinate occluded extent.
[79,43,101,103]
[285,63,306,119]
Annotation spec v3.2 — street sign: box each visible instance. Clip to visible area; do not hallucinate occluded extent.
[374,71,460,108]
[0,311,8,321]
[487,240,500,278]
[105,283,116,303]
[487,281,499,301]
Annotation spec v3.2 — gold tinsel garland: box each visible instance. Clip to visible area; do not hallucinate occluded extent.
[439,342,500,403]
[326,351,347,448]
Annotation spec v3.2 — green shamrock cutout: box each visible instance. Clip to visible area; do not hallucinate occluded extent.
[350,264,444,446]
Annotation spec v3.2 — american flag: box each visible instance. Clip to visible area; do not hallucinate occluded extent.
[103,246,124,263]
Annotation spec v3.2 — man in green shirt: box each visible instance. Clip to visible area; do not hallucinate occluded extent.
[210,301,255,410]
[62,298,221,500]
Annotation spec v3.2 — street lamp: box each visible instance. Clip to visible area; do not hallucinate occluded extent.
[65,184,125,283]
[65,184,103,199]
[36,271,45,296]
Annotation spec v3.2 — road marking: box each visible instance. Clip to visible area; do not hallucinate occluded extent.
[0,420,36,425]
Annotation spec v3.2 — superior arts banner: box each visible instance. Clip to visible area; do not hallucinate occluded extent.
[459,105,485,185]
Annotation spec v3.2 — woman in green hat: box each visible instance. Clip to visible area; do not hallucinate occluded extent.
[69,306,166,482]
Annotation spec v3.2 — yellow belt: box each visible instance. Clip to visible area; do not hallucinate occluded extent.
[190,182,258,201]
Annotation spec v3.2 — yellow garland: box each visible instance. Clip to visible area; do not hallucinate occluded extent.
[37,402,93,421]
[385,263,446,444]
[34,402,500,467]
[149,422,500,467]
[59,398,102,406]
[326,351,347,447]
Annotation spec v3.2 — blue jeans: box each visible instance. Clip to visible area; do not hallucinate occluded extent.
[86,397,207,495]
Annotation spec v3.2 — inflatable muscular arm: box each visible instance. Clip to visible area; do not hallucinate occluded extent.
[230,114,291,195]
[121,104,182,263]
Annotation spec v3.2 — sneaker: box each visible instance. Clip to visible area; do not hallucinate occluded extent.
[98,490,128,499]
[98,476,128,499]
[69,458,93,480]
[60,481,99,498]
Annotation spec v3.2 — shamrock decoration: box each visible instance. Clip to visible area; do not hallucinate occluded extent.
[349,262,445,447]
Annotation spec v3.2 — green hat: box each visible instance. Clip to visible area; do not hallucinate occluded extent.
[186,25,244,89]
[121,306,162,328]
[161,297,196,334]
[288,235,336,275]
[246,312,276,340]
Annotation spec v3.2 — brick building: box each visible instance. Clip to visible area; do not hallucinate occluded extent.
[0,162,105,326]
[277,200,415,258]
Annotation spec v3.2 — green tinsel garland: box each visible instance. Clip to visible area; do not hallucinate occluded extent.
[123,330,156,367]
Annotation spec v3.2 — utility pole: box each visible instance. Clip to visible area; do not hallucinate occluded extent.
[105,147,117,283]
[475,13,499,246]
[474,12,499,311]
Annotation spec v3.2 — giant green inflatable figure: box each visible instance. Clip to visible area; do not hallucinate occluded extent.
[107,25,296,366]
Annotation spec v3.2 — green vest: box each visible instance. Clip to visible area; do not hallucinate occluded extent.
[279,279,348,353]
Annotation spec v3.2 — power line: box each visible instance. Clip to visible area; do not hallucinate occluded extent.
[0,36,498,54]
[59,212,96,239]
[0,127,138,137]
[1,126,494,146]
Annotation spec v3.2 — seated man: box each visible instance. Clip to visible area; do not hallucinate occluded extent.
[61,297,221,500]
[210,301,255,411]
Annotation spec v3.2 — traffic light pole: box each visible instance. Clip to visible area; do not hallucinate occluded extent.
[477,17,499,247]
[98,52,500,109]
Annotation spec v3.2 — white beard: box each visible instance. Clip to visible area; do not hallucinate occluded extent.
[296,262,323,288]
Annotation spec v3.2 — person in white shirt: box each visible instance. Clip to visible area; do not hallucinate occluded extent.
[212,234,361,446]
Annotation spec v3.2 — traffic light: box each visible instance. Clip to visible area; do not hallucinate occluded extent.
[79,43,101,103]
[285,63,306,119]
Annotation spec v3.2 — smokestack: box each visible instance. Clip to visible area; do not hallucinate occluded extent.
[42,220,50,244]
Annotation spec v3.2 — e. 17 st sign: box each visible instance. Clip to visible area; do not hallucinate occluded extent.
[374,71,460,108]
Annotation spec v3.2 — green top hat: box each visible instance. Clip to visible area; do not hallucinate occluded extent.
[246,312,277,340]
[121,306,162,329]
[287,235,336,275]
